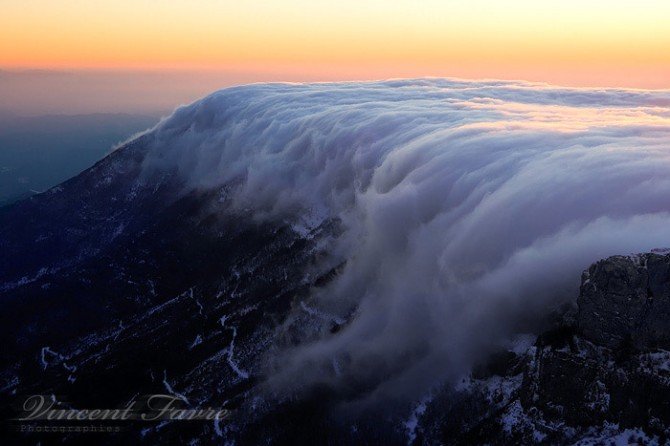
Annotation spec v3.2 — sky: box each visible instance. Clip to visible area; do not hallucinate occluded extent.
[1,0,670,114]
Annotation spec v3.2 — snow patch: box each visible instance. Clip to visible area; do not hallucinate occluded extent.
[162,370,190,404]
[404,393,432,445]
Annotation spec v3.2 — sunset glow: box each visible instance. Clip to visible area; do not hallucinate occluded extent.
[2,0,670,88]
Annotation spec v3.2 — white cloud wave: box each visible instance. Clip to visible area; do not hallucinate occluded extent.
[141,79,670,404]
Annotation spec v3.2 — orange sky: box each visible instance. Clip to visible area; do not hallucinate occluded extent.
[1,0,669,92]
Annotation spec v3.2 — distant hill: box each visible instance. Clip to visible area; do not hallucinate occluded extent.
[0,113,158,206]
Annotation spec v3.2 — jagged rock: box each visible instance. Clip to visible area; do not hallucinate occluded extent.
[577,253,670,350]
[491,254,670,444]
[413,253,670,444]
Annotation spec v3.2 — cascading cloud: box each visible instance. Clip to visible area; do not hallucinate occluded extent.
[142,79,670,404]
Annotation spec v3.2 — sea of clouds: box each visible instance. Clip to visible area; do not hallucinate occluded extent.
[141,79,670,406]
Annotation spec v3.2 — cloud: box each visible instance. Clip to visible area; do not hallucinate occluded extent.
[141,79,670,405]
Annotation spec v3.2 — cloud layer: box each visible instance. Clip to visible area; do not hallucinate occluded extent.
[141,79,670,404]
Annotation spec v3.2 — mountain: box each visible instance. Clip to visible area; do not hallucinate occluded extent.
[1,79,670,444]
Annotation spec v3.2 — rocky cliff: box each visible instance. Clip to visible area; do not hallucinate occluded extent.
[578,251,670,350]
[416,252,670,445]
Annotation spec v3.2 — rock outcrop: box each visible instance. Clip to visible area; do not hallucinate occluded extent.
[431,252,670,444]
[578,251,670,350]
